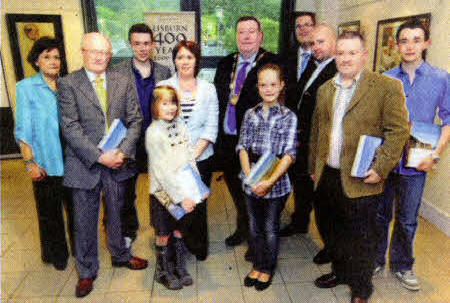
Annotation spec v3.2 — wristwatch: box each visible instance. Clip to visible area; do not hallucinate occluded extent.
[431,152,440,164]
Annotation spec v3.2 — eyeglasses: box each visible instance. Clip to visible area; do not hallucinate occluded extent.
[296,23,314,29]
[82,49,112,57]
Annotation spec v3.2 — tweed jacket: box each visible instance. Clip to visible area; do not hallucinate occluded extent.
[309,69,410,198]
[58,68,143,189]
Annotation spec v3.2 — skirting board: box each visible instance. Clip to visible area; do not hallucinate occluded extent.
[419,199,450,236]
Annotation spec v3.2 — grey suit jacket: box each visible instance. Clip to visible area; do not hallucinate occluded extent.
[58,68,143,189]
[113,59,171,96]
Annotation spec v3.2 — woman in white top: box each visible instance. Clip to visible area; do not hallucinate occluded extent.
[157,40,219,260]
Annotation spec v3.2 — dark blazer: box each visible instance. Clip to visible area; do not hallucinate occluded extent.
[113,59,171,95]
[214,48,279,143]
[58,68,143,189]
[309,70,410,198]
[294,59,338,171]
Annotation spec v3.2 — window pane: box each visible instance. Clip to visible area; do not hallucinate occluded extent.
[201,0,282,55]
[198,68,216,83]
[95,0,180,57]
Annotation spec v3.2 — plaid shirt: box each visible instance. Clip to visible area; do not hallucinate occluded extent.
[236,102,297,198]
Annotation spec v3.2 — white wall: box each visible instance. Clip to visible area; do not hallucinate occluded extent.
[1,0,85,108]
[296,0,449,233]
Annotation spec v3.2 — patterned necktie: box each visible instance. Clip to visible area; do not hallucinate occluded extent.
[298,52,311,80]
[95,77,108,125]
[227,61,250,133]
[234,61,250,95]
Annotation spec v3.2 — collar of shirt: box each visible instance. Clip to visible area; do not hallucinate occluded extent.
[254,102,283,117]
[132,58,153,80]
[84,68,106,88]
[334,68,364,89]
[238,52,258,70]
[398,60,427,78]
[298,46,312,57]
[33,72,57,94]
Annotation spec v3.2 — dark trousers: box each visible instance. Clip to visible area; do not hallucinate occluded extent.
[72,166,131,279]
[316,166,379,299]
[121,138,146,237]
[220,135,249,236]
[289,161,314,231]
[182,156,213,259]
[121,173,140,237]
[32,176,69,264]
[247,194,288,274]
[63,186,75,255]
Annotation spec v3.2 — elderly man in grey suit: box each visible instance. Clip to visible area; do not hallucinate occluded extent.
[58,32,148,298]
[113,23,171,245]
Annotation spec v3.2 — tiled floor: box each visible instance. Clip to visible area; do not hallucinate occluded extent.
[1,159,449,302]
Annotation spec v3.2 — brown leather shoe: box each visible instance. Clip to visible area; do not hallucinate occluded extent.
[112,256,148,270]
[75,278,93,297]
[351,296,368,303]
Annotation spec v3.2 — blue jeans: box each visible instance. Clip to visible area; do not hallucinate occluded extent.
[376,173,426,272]
[246,194,288,274]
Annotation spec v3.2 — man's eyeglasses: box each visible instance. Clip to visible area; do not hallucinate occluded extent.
[82,49,112,57]
[296,23,314,29]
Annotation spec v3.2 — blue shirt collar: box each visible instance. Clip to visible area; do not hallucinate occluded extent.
[32,72,57,94]
[399,60,428,77]
[238,52,258,66]
[255,102,282,114]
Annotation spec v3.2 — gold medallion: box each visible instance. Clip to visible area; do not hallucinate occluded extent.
[231,95,239,105]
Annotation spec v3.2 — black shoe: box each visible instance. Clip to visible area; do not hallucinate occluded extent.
[244,248,254,262]
[53,259,68,271]
[279,224,308,237]
[244,274,258,287]
[314,272,343,288]
[313,249,331,265]
[195,252,208,261]
[225,231,247,247]
[255,275,273,291]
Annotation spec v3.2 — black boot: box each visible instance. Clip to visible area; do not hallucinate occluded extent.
[155,245,182,290]
[173,237,193,286]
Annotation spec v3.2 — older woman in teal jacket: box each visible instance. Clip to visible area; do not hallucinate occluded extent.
[14,37,69,270]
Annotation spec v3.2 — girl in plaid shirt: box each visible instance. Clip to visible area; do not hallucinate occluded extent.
[236,63,297,291]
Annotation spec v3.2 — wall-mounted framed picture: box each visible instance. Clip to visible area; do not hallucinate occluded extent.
[6,14,68,81]
[338,21,361,36]
[373,13,431,73]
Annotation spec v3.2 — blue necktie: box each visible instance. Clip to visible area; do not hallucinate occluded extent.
[227,61,250,133]
[298,52,311,79]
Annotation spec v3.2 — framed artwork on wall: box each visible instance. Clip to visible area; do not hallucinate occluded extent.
[6,14,68,81]
[338,21,361,36]
[373,13,431,73]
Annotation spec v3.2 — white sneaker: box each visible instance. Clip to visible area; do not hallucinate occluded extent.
[394,270,421,291]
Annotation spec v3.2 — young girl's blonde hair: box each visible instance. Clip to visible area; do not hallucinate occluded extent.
[151,85,181,119]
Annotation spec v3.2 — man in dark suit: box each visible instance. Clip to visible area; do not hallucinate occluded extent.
[285,11,315,92]
[113,23,171,245]
[58,32,148,298]
[310,32,409,303]
[214,16,278,247]
[282,24,338,265]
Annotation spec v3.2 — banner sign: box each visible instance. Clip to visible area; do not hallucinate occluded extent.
[144,11,197,70]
